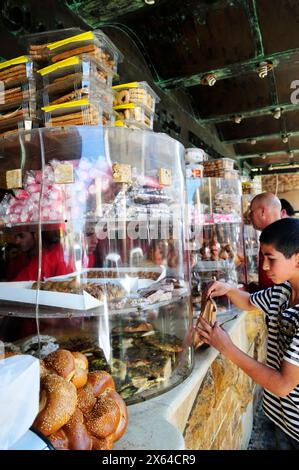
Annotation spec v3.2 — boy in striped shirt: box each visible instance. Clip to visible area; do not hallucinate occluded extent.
[196,218,299,449]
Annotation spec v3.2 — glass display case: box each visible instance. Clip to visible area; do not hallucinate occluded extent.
[0,126,193,404]
[244,224,259,285]
[242,183,259,286]
[187,176,246,314]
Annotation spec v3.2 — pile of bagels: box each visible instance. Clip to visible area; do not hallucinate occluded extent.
[34,348,128,450]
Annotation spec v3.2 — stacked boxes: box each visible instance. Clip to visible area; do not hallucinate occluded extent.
[0,56,36,137]
[24,28,83,65]
[24,29,122,129]
[112,81,159,129]
[203,158,238,178]
[36,30,122,128]
[38,55,114,127]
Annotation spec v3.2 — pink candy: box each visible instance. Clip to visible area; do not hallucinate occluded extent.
[13,189,30,200]
[26,183,41,194]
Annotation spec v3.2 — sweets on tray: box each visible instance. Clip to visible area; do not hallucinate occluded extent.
[86,270,161,280]
[31,279,126,301]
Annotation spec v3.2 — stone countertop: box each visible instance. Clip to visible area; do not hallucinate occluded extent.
[115,310,249,450]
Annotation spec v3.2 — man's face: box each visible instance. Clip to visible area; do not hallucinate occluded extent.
[261,243,297,284]
[14,232,36,252]
[249,201,266,231]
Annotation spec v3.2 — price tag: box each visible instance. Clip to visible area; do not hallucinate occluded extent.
[54,163,74,184]
[0,169,22,189]
[159,168,172,186]
[112,163,132,183]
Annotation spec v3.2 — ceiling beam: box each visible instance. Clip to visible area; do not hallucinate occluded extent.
[64,0,153,24]
[223,130,299,144]
[201,102,298,124]
[156,46,299,90]
[235,149,299,160]
[245,0,264,58]
[252,164,299,175]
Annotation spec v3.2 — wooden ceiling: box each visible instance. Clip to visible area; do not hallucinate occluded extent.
[2,0,299,175]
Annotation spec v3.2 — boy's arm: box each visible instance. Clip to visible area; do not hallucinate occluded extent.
[206,281,256,311]
[197,317,299,397]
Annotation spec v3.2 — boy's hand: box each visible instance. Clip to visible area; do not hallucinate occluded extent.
[206,281,232,299]
[195,317,233,354]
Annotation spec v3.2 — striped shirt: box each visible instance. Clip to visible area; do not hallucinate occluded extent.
[250,282,299,442]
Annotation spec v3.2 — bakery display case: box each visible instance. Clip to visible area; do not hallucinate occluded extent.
[0,126,193,404]
[187,176,246,313]
[242,182,259,286]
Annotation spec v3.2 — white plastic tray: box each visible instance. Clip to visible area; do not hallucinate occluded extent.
[47,266,166,292]
[0,281,102,310]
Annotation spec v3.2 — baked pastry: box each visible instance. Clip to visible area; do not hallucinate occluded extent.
[33,374,77,436]
[34,348,128,450]
[193,297,217,349]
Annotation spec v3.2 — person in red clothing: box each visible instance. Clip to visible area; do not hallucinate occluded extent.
[6,231,70,281]
[249,192,282,290]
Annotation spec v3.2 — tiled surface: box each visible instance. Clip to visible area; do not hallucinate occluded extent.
[247,399,276,450]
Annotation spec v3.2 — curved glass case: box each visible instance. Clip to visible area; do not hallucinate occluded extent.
[0,126,193,404]
[187,177,246,313]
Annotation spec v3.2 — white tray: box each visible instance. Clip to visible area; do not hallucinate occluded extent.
[0,282,102,310]
[47,266,166,292]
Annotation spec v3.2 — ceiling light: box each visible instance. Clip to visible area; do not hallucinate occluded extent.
[256,61,273,78]
[200,73,217,86]
[247,138,257,145]
[260,154,267,160]
[281,134,289,143]
[144,0,155,4]
[272,107,282,119]
[289,151,294,159]
[234,115,243,124]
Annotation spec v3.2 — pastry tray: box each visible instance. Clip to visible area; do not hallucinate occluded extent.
[0,281,102,310]
[47,266,166,291]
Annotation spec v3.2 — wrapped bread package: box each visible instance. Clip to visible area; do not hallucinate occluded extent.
[46,30,123,73]
[193,296,217,349]
[113,81,160,113]
[41,99,114,128]
[38,55,113,107]
[114,103,154,129]
[0,56,36,136]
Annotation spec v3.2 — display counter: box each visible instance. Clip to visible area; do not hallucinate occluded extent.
[115,308,267,450]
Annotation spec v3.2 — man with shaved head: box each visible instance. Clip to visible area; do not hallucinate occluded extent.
[250,192,282,232]
[249,192,282,289]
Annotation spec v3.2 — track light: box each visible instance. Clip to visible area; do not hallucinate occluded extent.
[256,61,273,78]
[234,115,243,124]
[281,134,289,143]
[247,138,257,145]
[272,107,282,119]
[200,73,217,86]
[144,0,155,4]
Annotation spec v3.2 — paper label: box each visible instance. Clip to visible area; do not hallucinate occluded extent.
[0,169,22,189]
[112,163,132,183]
[159,168,172,186]
[54,163,74,184]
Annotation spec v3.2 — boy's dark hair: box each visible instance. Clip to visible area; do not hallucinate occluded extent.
[260,218,299,258]
[280,198,295,216]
